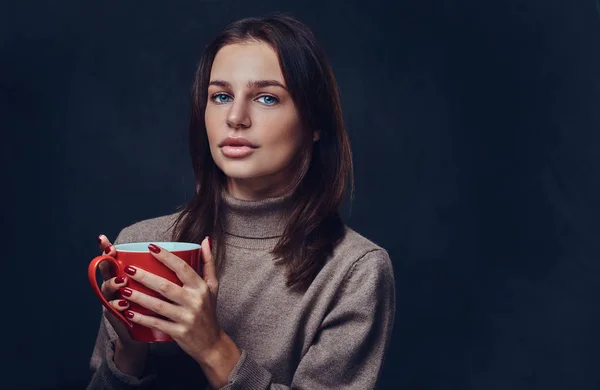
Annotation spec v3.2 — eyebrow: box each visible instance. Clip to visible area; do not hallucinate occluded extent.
[208,79,288,91]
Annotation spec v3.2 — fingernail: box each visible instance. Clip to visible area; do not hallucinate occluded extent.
[207,236,212,250]
[124,266,136,276]
[118,300,129,307]
[115,276,125,284]
[125,310,134,319]
[104,245,112,254]
[148,244,160,254]
[120,288,133,297]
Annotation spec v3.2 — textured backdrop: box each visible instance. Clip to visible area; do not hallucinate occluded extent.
[2,0,600,389]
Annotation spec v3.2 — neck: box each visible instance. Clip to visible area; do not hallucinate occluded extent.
[225,170,297,201]
[221,189,293,239]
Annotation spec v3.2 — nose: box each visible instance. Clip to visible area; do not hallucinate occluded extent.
[226,101,251,129]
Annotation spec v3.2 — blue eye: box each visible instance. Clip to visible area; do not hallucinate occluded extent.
[257,95,279,105]
[212,93,232,103]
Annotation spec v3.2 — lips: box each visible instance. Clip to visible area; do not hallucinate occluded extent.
[227,141,250,147]
[219,137,258,148]
[221,145,255,158]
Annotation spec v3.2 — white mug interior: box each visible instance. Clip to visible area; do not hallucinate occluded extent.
[114,242,201,252]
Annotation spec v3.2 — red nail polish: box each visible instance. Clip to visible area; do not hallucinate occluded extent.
[120,288,132,297]
[118,300,128,307]
[125,310,134,319]
[148,244,160,254]
[115,276,125,284]
[207,237,212,250]
[124,266,136,276]
[104,245,112,254]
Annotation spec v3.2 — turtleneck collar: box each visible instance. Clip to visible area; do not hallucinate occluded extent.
[221,190,292,240]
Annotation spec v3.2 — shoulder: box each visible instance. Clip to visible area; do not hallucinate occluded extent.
[114,212,182,244]
[337,227,392,267]
[327,226,395,283]
[317,226,395,308]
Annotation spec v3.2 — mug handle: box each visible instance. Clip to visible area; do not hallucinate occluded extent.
[88,255,133,329]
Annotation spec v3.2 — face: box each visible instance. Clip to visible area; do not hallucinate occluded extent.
[205,41,306,200]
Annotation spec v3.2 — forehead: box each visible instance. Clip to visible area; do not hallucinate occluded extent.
[210,42,284,82]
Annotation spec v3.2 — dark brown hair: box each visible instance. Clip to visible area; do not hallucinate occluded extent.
[171,13,353,291]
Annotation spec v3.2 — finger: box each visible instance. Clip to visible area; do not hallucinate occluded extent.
[123,266,187,305]
[147,244,200,287]
[124,310,182,339]
[98,234,116,280]
[109,298,130,312]
[101,276,128,300]
[120,287,187,323]
[98,255,115,281]
[200,236,218,292]
[97,234,114,252]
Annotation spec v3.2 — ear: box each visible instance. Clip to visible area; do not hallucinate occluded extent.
[313,130,320,142]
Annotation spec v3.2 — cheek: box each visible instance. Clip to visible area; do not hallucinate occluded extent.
[205,108,221,151]
[261,120,304,164]
[204,107,217,136]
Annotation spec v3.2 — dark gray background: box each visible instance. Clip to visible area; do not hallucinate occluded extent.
[2,0,600,389]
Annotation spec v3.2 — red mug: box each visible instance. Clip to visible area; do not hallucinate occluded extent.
[88,241,201,342]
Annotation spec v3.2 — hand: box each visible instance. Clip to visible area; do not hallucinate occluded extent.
[119,237,226,363]
[97,235,147,352]
[115,236,240,387]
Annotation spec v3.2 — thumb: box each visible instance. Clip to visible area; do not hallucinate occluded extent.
[201,236,218,291]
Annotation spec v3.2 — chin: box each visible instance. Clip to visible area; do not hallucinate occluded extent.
[218,162,265,180]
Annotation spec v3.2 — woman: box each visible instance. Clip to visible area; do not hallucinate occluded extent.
[88,13,396,390]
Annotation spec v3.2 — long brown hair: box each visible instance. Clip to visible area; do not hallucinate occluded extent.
[171,13,353,291]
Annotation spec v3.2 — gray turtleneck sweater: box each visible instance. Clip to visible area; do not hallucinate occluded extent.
[87,192,396,389]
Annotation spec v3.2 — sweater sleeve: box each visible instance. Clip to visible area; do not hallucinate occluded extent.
[221,249,396,390]
[86,316,157,389]
[86,229,158,389]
